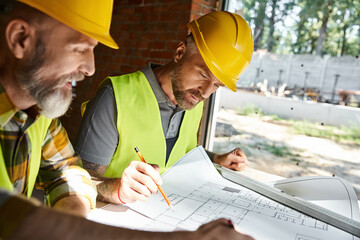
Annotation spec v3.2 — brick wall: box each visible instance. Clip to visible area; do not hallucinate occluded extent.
[61,0,219,143]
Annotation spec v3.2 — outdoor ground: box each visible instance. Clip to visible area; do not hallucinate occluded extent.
[213,108,360,199]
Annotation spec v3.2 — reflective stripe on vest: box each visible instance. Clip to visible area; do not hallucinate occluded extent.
[104,71,203,177]
[0,115,52,198]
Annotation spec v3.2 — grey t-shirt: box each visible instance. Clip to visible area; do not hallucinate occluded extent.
[75,63,185,166]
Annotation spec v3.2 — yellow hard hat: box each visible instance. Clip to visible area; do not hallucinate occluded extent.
[187,11,253,92]
[17,0,119,49]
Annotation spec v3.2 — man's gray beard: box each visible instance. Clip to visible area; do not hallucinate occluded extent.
[18,72,75,119]
[15,37,82,118]
[35,80,73,119]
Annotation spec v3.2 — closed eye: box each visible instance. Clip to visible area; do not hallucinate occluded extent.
[74,48,87,55]
[200,72,207,79]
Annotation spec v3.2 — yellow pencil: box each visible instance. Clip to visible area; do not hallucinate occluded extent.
[134,147,174,210]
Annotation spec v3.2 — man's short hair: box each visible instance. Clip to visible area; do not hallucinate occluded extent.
[185,34,198,55]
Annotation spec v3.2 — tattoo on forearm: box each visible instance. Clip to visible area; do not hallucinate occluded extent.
[96,179,120,203]
[82,160,108,181]
[82,160,121,204]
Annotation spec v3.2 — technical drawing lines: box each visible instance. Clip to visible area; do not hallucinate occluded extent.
[151,182,329,231]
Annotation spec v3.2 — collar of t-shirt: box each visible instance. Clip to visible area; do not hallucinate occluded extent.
[140,63,185,139]
[141,63,184,112]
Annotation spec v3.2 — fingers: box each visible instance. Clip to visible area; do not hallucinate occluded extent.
[119,180,149,203]
[133,162,162,185]
[230,148,248,170]
[216,148,248,171]
[119,161,162,203]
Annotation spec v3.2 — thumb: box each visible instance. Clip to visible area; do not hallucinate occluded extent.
[234,148,245,156]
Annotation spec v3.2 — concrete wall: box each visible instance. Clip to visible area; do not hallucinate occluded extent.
[219,88,360,127]
[238,53,360,103]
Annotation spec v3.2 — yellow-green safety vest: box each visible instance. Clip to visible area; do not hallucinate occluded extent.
[102,71,203,177]
[0,115,52,198]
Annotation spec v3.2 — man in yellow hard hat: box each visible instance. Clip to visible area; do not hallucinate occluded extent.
[76,11,254,205]
[0,1,255,239]
[0,0,111,217]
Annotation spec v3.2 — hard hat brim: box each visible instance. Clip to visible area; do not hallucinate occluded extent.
[18,0,119,49]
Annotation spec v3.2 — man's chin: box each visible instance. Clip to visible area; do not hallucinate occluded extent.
[178,101,198,110]
[38,93,72,118]
[175,93,201,110]
[40,102,71,118]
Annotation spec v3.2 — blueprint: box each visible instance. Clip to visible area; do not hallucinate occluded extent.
[88,147,360,240]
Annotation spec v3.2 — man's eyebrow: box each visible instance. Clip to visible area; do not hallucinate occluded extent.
[70,42,98,48]
[67,37,98,48]
[195,64,224,86]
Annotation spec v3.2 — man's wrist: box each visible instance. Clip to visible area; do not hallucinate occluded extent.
[117,186,126,204]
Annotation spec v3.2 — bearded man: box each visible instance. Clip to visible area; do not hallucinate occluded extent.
[0,2,256,239]
[0,0,110,217]
[76,11,254,205]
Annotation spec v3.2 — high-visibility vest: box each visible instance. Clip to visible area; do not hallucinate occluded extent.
[104,71,203,177]
[0,116,52,198]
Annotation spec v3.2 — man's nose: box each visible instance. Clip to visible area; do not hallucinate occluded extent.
[78,51,95,77]
[199,81,216,99]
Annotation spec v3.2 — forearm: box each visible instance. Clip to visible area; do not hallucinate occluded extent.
[37,165,97,210]
[39,120,97,209]
[96,178,122,204]
[80,160,122,204]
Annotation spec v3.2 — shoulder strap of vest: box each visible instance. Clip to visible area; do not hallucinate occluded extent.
[0,115,52,197]
[0,146,13,191]
[26,116,52,198]
[81,101,89,117]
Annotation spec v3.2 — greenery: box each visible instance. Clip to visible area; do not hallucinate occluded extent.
[290,121,360,146]
[236,106,360,146]
[229,0,360,56]
[263,143,292,157]
[236,105,263,116]
[269,114,282,121]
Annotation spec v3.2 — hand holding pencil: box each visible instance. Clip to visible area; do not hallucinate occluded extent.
[135,147,174,210]
[117,151,163,204]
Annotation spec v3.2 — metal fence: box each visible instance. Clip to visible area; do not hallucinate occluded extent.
[237,53,360,103]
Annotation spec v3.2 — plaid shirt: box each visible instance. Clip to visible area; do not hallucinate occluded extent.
[0,83,96,208]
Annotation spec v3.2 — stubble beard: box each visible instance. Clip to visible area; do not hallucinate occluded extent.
[15,37,84,119]
[170,63,203,110]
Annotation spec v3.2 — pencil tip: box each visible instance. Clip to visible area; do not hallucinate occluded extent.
[134,147,138,152]
[170,204,174,211]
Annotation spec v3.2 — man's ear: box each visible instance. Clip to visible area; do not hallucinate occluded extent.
[5,19,34,59]
[174,42,186,63]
